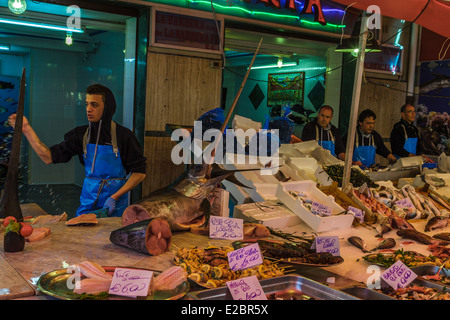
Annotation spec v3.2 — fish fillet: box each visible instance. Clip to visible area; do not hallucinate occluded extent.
[25,227,51,242]
[66,213,98,226]
[73,278,112,295]
[76,261,112,280]
[152,266,187,291]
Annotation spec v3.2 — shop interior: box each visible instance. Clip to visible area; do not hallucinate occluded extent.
[0,1,340,217]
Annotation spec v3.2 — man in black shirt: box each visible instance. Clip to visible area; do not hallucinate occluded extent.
[8,84,146,217]
[344,109,396,167]
[390,104,422,158]
[300,105,345,161]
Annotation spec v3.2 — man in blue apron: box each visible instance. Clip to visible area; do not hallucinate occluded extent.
[390,104,422,158]
[9,84,146,217]
[344,109,397,168]
[300,105,346,161]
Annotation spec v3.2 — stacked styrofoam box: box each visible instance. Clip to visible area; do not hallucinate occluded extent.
[275,181,354,232]
[233,201,302,229]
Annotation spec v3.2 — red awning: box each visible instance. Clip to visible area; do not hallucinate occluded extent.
[329,0,450,38]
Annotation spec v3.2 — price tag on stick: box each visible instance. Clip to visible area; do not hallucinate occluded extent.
[227,243,263,272]
[108,268,153,298]
[310,236,340,256]
[381,260,417,290]
[226,275,267,300]
[209,216,243,240]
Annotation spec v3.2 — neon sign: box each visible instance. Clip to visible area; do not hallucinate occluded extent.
[248,0,326,25]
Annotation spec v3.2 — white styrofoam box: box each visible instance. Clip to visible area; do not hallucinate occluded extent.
[275,180,354,232]
[390,156,423,170]
[285,157,319,181]
[232,114,262,132]
[223,154,283,188]
[233,201,302,229]
[222,180,252,205]
[279,144,304,157]
[249,183,279,202]
[293,140,319,155]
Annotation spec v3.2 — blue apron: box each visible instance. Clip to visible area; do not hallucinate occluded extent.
[353,133,376,168]
[316,126,336,157]
[76,122,127,217]
[394,124,418,158]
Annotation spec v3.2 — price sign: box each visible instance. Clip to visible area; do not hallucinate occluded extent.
[226,275,267,300]
[209,216,243,240]
[381,260,417,289]
[227,243,263,272]
[311,201,331,216]
[310,236,340,256]
[108,268,153,298]
[348,206,364,223]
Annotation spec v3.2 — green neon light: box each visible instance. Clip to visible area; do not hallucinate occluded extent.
[188,0,346,29]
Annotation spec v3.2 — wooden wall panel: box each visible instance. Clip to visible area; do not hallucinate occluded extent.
[142,52,222,195]
[142,137,186,196]
[145,52,222,131]
[359,79,407,166]
[359,79,407,138]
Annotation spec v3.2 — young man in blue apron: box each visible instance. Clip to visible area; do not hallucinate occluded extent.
[390,104,422,158]
[8,84,146,217]
[300,105,346,161]
[344,109,397,168]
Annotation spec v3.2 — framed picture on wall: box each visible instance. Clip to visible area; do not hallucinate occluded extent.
[267,72,305,109]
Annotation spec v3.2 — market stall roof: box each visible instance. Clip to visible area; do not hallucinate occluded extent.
[330,0,450,38]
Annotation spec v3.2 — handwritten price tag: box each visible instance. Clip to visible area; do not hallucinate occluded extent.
[347,206,364,223]
[209,216,243,240]
[310,236,340,256]
[108,268,153,298]
[227,243,263,272]
[311,201,331,216]
[226,275,267,300]
[381,260,417,289]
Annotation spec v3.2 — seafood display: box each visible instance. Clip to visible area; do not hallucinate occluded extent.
[255,239,344,265]
[173,246,286,288]
[378,285,450,300]
[323,164,378,188]
[362,249,443,268]
[370,238,396,252]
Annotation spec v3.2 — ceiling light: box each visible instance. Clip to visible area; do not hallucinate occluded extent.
[65,32,73,46]
[8,0,26,15]
[0,18,84,33]
[249,62,298,70]
[277,58,283,68]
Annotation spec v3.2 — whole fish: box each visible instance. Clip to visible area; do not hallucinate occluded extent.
[370,238,396,252]
[375,220,392,238]
[433,233,450,243]
[388,214,416,231]
[122,164,262,231]
[424,216,449,232]
[396,229,442,245]
[347,236,369,253]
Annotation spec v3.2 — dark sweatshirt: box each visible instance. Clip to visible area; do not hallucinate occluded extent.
[343,128,392,159]
[300,118,345,156]
[389,119,422,157]
[49,86,146,174]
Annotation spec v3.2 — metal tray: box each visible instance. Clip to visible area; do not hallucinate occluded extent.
[187,275,360,300]
[340,286,396,300]
[411,265,450,287]
[37,266,189,300]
